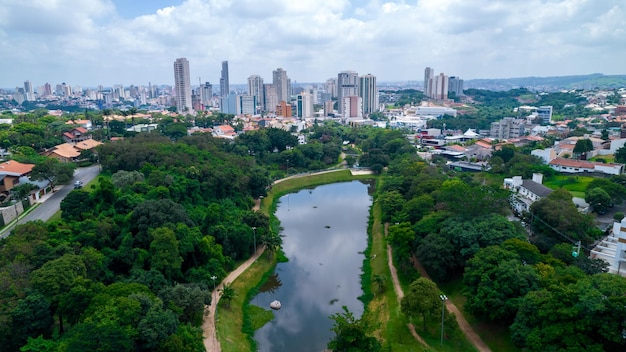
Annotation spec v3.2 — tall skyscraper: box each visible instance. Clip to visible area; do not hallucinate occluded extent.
[273,68,290,103]
[358,74,378,115]
[173,58,193,113]
[424,67,434,96]
[337,71,358,114]
[248,75,264,111]
[23,80,34,101]
[220,61,229,97]
[325,78,337,98]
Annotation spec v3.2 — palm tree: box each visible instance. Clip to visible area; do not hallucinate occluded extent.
[260,231,282,259]
[220,282,236,309]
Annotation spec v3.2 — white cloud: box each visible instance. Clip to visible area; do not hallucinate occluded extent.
[0,0,624,87]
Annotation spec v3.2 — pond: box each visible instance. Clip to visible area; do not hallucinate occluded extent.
[253,180,374,352]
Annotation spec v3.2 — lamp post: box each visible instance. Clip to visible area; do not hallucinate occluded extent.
[440,294,447,346]
[210,275,217,294]
[252,227,257,255]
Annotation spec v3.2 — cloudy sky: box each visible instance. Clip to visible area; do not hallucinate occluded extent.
[0,0,624,88]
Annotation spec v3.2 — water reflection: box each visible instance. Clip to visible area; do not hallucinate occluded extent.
[253,181,372,352]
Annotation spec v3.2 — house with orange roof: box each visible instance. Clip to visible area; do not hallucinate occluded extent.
[62,127,92,144]
[65,119,93,130]
[42,139,102,163]
[212,125,237,139]
[0,160,34,196]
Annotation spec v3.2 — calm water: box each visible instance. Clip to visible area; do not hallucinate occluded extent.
[253,180,373,352]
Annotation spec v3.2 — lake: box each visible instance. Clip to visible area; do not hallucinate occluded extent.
[253,180,374,352]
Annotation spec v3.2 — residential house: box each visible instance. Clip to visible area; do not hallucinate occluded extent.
[212,125,237,139]
[591,218,626,276]
[548,158,624,175]
[43,140,103,163]
[503,173,553,214]
[0,160,34,198]
[62,127,91,144]
[66,119,93,130]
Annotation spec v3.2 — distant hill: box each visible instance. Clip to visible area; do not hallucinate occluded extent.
[465,73,626,91]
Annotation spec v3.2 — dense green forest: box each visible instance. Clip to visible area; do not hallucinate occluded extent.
[0,132,276,351]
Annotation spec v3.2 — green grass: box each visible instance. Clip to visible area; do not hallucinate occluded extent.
[543,175,595,196]
[246,305,274,330]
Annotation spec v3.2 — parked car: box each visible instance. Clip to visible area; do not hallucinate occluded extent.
[74,180,83,189]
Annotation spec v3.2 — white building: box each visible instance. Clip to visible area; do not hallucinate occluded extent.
[503,173,553,214]
[337,71,358,114]
[358,74,378,115]
[591,219,626,276]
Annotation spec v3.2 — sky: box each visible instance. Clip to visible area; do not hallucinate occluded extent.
[0,0,624,88]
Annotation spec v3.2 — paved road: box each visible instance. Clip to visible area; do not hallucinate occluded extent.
[0,164,101,239]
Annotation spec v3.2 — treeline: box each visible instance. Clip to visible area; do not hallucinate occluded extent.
[0,132,277,351]
[379,149,626,351]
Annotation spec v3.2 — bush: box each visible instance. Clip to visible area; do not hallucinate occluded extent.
[613,212,624,221]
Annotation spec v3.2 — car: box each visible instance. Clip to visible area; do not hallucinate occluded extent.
[74,180,83,189]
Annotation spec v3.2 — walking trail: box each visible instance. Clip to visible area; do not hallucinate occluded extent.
[410,255,491,352]
[385,223,491,352]
[202,244,265,352]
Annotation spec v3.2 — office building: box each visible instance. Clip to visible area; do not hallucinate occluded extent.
[237,95,258,115]
[220,92,237,114]
[337,71,358,114]
[296,92,313,119]
[220,61,229,97]
[273,68,290,103]
[358,74,378,115]
[424,67,434,96]
[537,106,553,124]
[173,58,193,113]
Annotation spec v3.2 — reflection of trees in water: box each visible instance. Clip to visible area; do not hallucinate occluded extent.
[259,273,282,294]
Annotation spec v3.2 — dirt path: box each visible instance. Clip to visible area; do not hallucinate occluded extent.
[410,256,491,352]
[384,224,429,347]
[202,243,266,351]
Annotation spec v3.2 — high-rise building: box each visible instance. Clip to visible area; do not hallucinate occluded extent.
[237,95,258,115]
[490,117,526,139]
[342,96,362,119]
[431,73,448,100]
[201,82,213,107]
[173,58,193,113]
[325,78,337,98]
[23,80,34,101]
[358,74,378,115]
[424,67,434,96]
[276,101,291,117]
[220,61,229,97]
[263,84,277,113]
[248,75,264,111]
[296,92,313,119]
[337,71,358,114]
[43,83,52,96]
[448,76,464,96]
[273,68,290,103]
[220,93,237,114]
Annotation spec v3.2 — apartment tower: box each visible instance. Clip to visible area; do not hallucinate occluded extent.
[273,68,290,103]
[173,58,193,113]
[337,71,358,114]
[220,61,229,97]
[358,74,378,115]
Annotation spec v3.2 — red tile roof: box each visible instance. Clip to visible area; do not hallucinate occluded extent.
[0,160,34,175]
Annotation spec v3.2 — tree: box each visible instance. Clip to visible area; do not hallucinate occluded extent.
[463,246,539,322]
[60,190,93,221]
[30,158,76,188]
[219,282,235,308]
[573,138,594,159]
[149,227,183,281]
[372,275,386,294]
[327,306,382,352]
[585,187,611,214]
[615,145,626,164]
[401,277,440,331]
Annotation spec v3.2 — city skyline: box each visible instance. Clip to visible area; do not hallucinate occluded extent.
[0,0,625,87]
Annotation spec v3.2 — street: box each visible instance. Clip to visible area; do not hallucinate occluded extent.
[0,164,101,239]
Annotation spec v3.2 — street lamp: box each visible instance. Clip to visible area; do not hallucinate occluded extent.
[440,294,447,346]
[210,275,217,294]
[251,227,257,254]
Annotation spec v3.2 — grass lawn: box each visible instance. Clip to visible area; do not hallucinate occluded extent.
[543,174,595,197]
